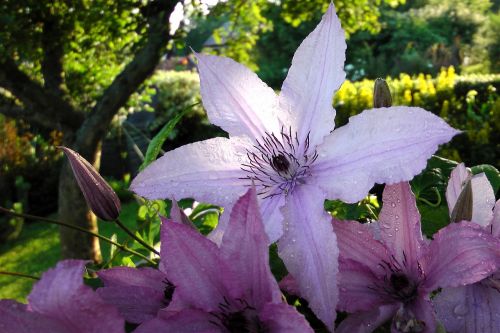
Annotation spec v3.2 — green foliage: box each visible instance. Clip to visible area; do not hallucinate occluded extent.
[334,68,500,166]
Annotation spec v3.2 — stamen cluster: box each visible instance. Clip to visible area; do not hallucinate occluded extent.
[209,297,268,333]
[241,127,318,198]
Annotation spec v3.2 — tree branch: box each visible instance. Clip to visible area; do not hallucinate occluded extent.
[75,0,179,156]
[41,16,67,97]
[0,57,85,130]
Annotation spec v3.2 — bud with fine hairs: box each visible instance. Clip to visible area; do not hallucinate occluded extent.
[373,78,393,108]
[59,146,121,221]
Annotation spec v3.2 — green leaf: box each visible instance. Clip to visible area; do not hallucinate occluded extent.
[139,103,199,171]
[471,164,500,194]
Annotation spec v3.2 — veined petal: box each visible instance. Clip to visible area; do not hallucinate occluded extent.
[131,137,249,207]
[378,183,426,276]
[220,188,281,308]
[333,219,390,276]
[312,107,459,203]
[434,284,500,333]
[278,185,338,331]
[97,267,169,324]
[259,302,314,333]
[96,286,166,324]
[28,260,124,333]
[337,259,388,313]
[0,300,69,333]
[134,309,219,333]
[196,53,280,139]
[161,221,234,311]
[336,304,397,333]
[421,222,499,291]
[278,3,346,151]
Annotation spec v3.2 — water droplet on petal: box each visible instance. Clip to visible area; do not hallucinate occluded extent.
[453,303,469,317]
[391,202,396,208]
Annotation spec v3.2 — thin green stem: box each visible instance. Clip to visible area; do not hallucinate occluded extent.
[417,188,442,208]
[0,270,40,280]
[0,207,155,264]
[115,218,159,255]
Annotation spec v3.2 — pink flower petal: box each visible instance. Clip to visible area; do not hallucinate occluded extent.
[399,298,436,333]
[161,221,234,312]
[131,137,249,207]
[279,3,346,151]
[421,222,499,291]
[336,304,397,333]
[337,259,388,313]
[0,300,69,333]
[434,283,500,333]
[196,53,280,140]
[220,188,282,309]
[259,193,286,243]
[259,302,314,333]
[312,106,459,203]
[378,183,426,276]
[28,260,124,333]
[97,267,169,324]
[134,309,219,333]
[332,219,390,275]
[278,185,338,331]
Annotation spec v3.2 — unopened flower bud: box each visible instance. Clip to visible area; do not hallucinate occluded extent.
[59,146,121,221]
[373,78,392,108]
[450,179,473,223]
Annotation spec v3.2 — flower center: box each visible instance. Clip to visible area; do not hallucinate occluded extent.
[392,306,426,333]
[241,127,317,198]
[162,279,175,306]
[209,298,268,333]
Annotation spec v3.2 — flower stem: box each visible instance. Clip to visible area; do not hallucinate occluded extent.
[0,207,155,265]
[0,270,40,280]
[114,218,160,256]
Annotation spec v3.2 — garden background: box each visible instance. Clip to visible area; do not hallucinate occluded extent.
[0,0,499,309]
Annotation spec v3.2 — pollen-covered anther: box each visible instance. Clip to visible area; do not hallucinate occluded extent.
[240,127,318,198]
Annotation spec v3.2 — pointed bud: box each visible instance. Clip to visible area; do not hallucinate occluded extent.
[170,200,196,229]
[373,78,392,107]
[450,179,473,223]
[59,146,121,221]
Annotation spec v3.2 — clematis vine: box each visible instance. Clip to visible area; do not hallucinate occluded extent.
[0,260,124,333]
[433,163,500,333]
[333,182,498,333]
[135,188,313,333]
[131,3,458,329]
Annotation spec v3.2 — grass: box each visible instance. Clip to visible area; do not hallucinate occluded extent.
[0,200,143,302]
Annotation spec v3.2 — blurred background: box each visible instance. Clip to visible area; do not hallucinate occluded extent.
[0,0,499,302]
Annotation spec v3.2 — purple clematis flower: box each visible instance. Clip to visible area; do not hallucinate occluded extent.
[96,204,189,324]
[134,187,313,333]
[0,260,124,333]
[131,4,458,329]
[433,163,500,333]
[333,182,498,333]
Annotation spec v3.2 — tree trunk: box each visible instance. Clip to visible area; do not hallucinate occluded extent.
[58,145,102,262]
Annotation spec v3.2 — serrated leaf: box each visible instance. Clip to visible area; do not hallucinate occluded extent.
[139,103,199,171]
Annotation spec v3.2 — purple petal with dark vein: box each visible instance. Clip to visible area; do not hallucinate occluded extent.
[220,187,281,309]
